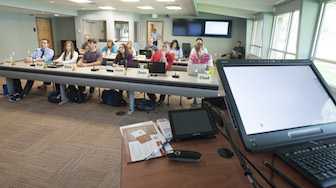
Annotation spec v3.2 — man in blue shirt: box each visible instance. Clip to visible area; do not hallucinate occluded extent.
[9,39,54,102]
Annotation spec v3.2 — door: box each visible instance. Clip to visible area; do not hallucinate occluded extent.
[36,17,54,50]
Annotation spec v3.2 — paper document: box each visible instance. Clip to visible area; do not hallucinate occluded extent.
[120,121,173,163]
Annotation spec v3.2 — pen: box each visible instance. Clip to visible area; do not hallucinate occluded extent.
[144,139,171,160]
[263,161,301,188]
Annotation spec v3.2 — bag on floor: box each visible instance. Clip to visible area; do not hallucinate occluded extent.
[134,98,156,111]
[101,89,126,107]
[48,92,62,103]
[66,85,85,103]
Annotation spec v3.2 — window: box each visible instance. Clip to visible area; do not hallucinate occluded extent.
[312,1,336,87]
[83,20,107,41]
[250,20,263,57]
[269,10,300,59]
[115,21,129,42]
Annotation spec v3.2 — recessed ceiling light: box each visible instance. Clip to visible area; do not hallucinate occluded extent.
[68,0,92,3]
[166,6,181,10]
[157,0,175,2]
[54,13,59,16]
[121,0,139,2]
[49,1,55,3]
[137,6,153,9]
[98,6,116,10]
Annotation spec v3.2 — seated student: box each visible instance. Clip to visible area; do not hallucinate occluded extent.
[221,41,245,59]
[76,38,103,99]
[79,34,90,55]
[189,38,208,56]
[189,41,213,106]
[127,41,136,57]
[113,44,133,67]
[54,41,78,64]
[9,38,54,102]
[147,41,174,106]
[144,37,159,54]
[170,39,183,60]
[101,39,117,55]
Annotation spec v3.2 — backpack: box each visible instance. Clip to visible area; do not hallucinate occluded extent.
[48,92,62,103]
[101,89,126,107]
[66,85,85,103]
[134,98,156,111]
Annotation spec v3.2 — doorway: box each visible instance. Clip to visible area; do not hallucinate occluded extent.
[36,17,54,50]
[147,21,163,48]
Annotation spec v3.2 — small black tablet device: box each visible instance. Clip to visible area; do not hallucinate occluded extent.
[168,108,218,141]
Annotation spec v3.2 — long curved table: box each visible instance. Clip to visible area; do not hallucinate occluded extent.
[0,62,219,114]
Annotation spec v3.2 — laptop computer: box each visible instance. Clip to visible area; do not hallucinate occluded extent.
[188,64,206,76]
[139,50,152,59]
[147,62,166,74]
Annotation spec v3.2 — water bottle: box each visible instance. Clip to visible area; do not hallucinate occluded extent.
[124,59,128,70]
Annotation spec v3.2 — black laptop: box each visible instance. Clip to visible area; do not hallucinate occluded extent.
[147,62,166,74]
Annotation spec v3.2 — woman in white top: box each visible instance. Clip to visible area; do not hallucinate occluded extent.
[54,41,78,64]
[127,41,136,57]
[170,40,183,59]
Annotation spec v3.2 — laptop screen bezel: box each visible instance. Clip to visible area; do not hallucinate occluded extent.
[216,59,336,152]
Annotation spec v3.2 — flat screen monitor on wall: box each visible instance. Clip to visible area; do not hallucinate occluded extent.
[204,20,231,37]
[172,19,232,38]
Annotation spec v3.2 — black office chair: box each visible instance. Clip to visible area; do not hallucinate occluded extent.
[182,43,191,58]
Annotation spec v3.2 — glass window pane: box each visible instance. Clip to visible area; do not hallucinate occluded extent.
[250,46,262,57]
[315,2,336,61]
[285,54,296,59]
[314,60,336,87]
[287,11,300,53]
[271,13,291,51]
[270,50,284,59]
[251,20,263,46]
[115,21,129,42]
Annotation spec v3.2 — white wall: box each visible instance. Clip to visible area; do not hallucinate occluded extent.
[74,10,141,53]
[139,13,247,61]
[0,11,39,61]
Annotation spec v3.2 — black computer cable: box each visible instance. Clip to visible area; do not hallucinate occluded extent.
[203,100,275,188]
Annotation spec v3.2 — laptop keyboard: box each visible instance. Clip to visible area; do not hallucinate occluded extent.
[275,137,336,188]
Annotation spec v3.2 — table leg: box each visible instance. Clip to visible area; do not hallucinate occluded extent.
[59,84,69,106]
[128,91,135,115]
[5,78,14,95]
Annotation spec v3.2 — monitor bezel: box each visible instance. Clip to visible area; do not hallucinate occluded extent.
[216,59,336,152]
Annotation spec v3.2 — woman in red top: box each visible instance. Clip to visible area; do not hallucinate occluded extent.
[147,41,174,106]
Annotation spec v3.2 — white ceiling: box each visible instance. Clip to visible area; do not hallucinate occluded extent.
[0,0,290,19]
[30,0,196,15]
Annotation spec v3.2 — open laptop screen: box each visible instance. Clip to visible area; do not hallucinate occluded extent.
[216,59,336,152]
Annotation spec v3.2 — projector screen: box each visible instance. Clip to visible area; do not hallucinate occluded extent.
[204,21,229,35]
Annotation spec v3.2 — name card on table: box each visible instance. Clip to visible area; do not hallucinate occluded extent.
[138,55,146,60]
[3,59,15,66]
[135,68,149,78]
[197,74,212,83]
[114,67,126,76]
[35,62,45,69]
[64,64,76,72]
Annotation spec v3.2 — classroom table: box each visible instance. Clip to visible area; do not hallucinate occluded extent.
[0,61,218,114]
[121,115,316,188]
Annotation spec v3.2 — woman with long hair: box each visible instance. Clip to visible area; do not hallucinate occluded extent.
[102,39,117,55]
[127,41,136,57]
[170,39,183,59]
[54,41,78,64]
[113,44,133,67]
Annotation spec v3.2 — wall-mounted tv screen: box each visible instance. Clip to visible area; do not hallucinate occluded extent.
[204,21,231,37]
[173,19,203,36]
[173,19,232,38]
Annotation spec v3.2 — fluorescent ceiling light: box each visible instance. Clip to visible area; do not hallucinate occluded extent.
[54,14,59,16]
[98,6,116,10]
[157,0,175,2]
[166,6,181,10]
[137,6,154,9]
[121,0,140,2]
[49,1,55,3]
[68,0,92,3]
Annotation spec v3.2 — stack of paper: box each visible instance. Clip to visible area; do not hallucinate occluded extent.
[120,121,173,163]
